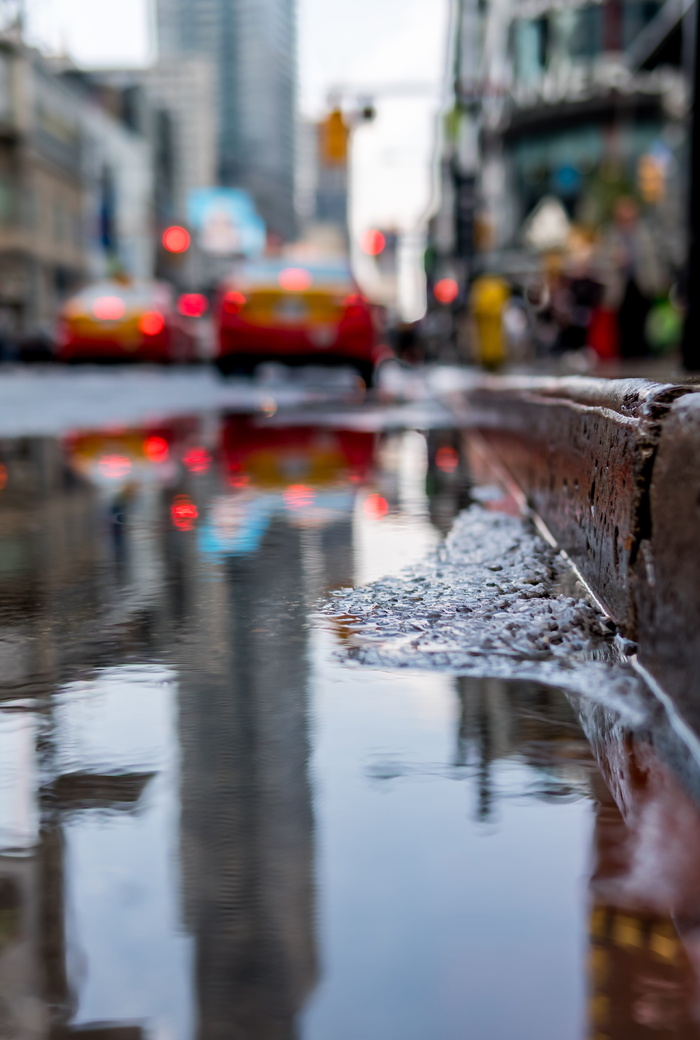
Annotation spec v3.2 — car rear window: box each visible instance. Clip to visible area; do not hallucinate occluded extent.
[75,284,171,309]
[235,260,354,289]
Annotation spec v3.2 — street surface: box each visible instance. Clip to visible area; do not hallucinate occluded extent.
[0,365,698,1039]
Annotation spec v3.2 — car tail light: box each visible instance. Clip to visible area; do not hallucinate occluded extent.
[139,311,166,336]
[178,293,209,317]
[93,296,126,321]
[222,291,247,315]
[343,293,368,318]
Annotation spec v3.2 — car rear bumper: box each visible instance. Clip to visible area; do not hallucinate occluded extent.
[217,321,376,362]
[58,334,171,362]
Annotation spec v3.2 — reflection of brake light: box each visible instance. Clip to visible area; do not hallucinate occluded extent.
[284,484,316,510]
[144,435,169,463]
[183,447,211,474]
[178,293,209,317]
[436,446,459,473]
[99,454,132,480]
[139,312,166,336]
[222,291,246,315]
[93,296,126,321]
[171,495,198,531]
[279,268,312,292]
[363,493,389,518]
[0,464,8,490]
[228,472,250,489]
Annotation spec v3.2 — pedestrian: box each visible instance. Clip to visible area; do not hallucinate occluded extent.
[599,196,668,359]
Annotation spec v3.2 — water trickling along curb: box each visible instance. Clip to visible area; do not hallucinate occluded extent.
[446,376,700,730]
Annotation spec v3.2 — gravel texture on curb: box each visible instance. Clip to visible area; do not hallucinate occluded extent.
[320,505,647,721]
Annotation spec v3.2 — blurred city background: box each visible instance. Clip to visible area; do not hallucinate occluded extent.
[0,0,691,370]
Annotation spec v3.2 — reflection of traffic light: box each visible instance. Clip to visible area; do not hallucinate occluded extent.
[321,108,349,167]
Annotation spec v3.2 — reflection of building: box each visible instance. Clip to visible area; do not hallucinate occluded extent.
[154,0,298,240]
[455,677,595,819]
[586,774,699,1039]
[0,422,203,1038]
[177,518,317,1039]
[0,412,365,1038]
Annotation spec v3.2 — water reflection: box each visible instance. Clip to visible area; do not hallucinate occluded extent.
[0,415,697,1036]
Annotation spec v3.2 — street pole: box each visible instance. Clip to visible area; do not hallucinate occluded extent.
[682,0,700,370]
[452,0,480,288]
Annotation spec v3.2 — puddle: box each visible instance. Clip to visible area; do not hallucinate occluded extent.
[0,411,695,1037]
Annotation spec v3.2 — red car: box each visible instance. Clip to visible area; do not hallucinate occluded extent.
[214,258,380,385]
[56,281,198,363]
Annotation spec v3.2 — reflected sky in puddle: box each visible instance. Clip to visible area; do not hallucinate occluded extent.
[0,412,695,1038]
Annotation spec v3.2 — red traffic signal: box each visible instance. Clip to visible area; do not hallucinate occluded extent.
[434,278,459,304]
[162,226,191,254]
[360,229,386,257]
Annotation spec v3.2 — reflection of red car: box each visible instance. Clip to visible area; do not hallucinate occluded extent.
[63,417,202,487]
[221,415,375,489]
[57,281,198,363]
[214,259,380,385]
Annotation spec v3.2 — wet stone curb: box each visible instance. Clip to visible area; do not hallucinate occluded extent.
[449,376,700,730]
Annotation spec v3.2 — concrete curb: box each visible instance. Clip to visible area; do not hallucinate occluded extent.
[452,376,699,710]
[637,392,700,722]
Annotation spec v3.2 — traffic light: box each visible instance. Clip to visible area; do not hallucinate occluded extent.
[321,108,349,167]
[359,229,386,256]
[162,226,191,253]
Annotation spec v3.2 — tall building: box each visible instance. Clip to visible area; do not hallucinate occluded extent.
[155,0,298,241]
[428,0,688,286]
[143,58,217,219]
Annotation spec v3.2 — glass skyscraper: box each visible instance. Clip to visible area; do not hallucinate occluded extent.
[155,0,297,241]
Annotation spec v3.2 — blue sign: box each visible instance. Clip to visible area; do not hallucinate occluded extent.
[187,188,266,258]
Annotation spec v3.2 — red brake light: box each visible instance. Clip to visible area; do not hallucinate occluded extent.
[222,291,247,314]
[278,268,312,292]
[139,311,166,336]
[93,296,126,321]
[178,293,209,317]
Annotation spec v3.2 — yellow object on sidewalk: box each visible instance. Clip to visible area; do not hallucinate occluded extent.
[470,276,510,369]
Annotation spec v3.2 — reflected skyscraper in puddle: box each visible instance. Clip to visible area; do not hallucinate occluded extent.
[177,516,317,1039]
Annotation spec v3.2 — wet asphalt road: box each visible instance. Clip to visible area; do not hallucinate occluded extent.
[0,366,699,1038]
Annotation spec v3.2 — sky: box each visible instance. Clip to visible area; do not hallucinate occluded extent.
[25,0,451,311]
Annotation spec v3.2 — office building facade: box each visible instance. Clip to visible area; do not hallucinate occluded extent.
[155,0,297,241]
